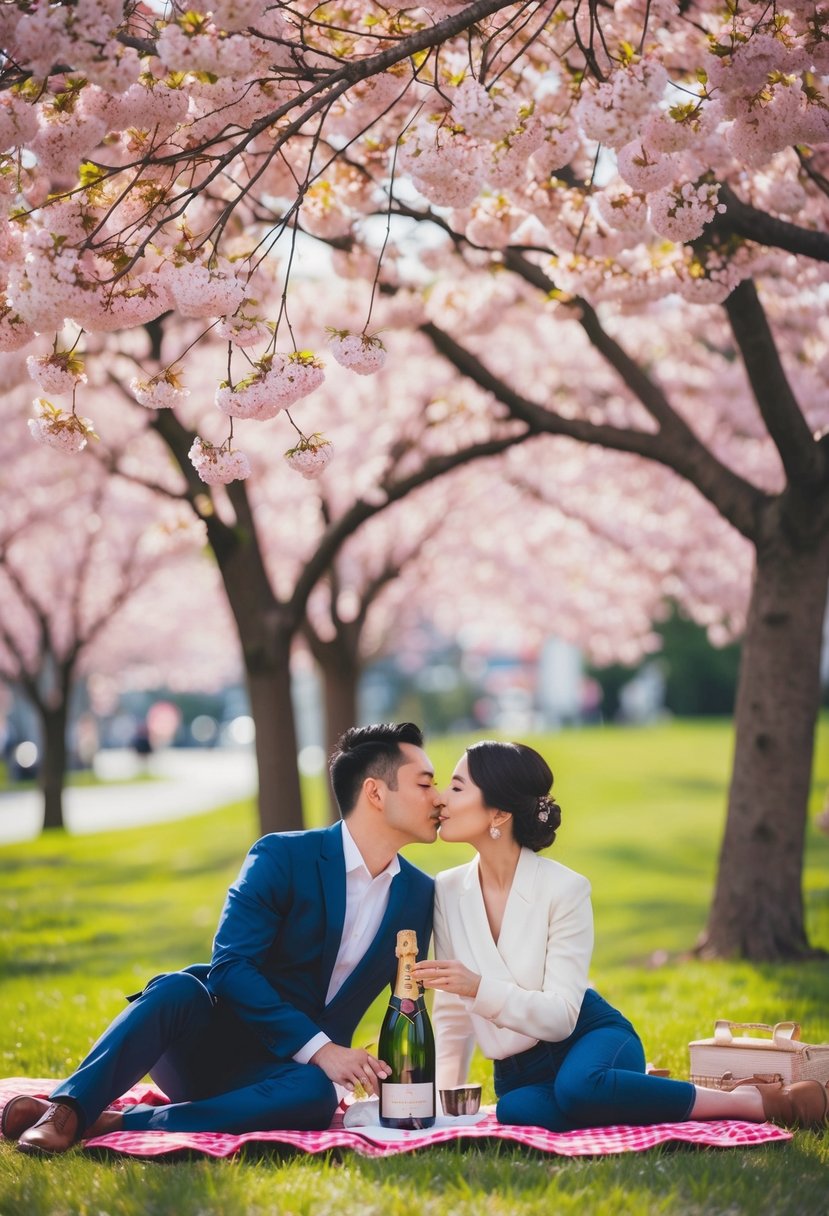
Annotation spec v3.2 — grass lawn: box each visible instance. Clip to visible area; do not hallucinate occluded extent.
[1,718,827,1215]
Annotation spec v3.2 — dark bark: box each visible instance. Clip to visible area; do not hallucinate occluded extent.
[39,703,68,832]
[314,633,360,823]
[321,642,359,765]
[716,185,829,264]
[724,280,825,488]
[698,522,829,959]
[246,628,304,835]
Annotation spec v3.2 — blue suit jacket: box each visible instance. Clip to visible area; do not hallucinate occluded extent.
[206,822,434,1060]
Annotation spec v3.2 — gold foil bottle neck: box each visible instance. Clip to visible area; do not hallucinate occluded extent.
[395,929,418,958]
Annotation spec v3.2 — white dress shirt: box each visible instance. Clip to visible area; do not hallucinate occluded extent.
[294,820,400,1064]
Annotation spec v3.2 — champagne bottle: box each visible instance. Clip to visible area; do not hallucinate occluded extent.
[378,928,436,1129]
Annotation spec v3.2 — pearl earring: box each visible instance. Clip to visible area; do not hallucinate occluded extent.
[489,825,501,840]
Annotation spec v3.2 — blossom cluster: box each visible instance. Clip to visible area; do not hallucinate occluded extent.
[188,437,252,485]
[130,371,190,411]
[1,0,141,92]
[326,332,387,375]
[28,398,96,453]
[215,353,326,421]
[27,351,88,396]
[283,434,334,480]
[0,0,823,482]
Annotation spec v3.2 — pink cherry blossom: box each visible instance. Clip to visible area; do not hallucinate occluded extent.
[594,182,650,236]
[0,94,38,151]
[648,181,726,243]
[130,371,190,410]
[616,141,680,192]
[216,313,272,347]
[284,434,334,479]
[207,0,266,34]
[188,437,252,484]
[265,351,326,404]
[301,180,357,240]
[31,108,107,175]
[28,398,96,453]
[0,303,36,352]
[215,372,284,421]
[168,261,247,320]
[27,351,88,396]
[326,331,387,375]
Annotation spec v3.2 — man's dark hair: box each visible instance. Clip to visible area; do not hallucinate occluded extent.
[329,722,424,817]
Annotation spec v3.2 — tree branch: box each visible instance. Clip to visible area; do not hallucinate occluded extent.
[502,251,699,437]
[103,367,241,562]
[66,483,106,655]
[0,552,53,673]
[716,184,829,264]
[422,319,766,542]
[290,428,536,620]
[498,252,770,535]
[149,407,270,579]
[423,319,664,455]
[723,278,826,489]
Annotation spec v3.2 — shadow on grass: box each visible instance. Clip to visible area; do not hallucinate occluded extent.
[745,962,829,1031]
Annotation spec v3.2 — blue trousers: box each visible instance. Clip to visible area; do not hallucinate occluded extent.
[50,970,338,1134]
[494,990,695,1132]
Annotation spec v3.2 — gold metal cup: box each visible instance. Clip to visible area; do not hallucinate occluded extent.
[439,1085,482,1116]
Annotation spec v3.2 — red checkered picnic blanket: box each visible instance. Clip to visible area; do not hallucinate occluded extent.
[1,1078,792,1160]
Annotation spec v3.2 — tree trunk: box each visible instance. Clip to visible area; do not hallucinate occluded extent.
[317,639,360,822]
[150,399,307,838]
[246,632,304,835]
[39,704,68,832]
[321,645,360,769]
[699,529,829,960]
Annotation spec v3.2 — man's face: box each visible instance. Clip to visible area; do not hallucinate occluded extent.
[380,743,443,845]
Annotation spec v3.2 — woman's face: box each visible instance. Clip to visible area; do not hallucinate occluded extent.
[438,753,496,845]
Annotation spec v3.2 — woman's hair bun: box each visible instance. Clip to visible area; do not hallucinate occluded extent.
[466,741,562,852]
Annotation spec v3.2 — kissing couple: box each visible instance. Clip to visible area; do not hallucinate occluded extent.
[5,722,826,1153]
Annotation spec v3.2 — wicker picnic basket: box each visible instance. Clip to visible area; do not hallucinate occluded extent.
[689,1020,829,1090]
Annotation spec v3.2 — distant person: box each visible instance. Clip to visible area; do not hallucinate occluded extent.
[132,721,152,759]
[2,723,442,1154]
[414,740,828,1132]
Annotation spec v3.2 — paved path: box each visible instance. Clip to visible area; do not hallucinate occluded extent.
[0,748,257,846]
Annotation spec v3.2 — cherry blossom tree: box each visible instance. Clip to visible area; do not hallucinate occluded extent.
[0,1,827,955]
[0,392,235,830]
[109,311,536,834]
[304,430,755,759]
[419,270,828,962]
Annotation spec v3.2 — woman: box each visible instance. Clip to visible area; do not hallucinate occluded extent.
[413,741,828,1131]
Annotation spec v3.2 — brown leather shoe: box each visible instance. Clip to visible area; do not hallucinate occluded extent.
[730,1078,829,1130]
[17,1101,82,1155]
[84,1108,124,1139]
[1,1095,49,1140]
[14,1101,125,1153]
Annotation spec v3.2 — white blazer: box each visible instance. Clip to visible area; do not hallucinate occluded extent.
[432,848,594,1088]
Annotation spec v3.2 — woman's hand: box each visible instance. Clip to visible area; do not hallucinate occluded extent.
[413,959,481,999]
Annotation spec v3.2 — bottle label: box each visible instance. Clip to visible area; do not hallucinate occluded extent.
[380,1082,435,1120]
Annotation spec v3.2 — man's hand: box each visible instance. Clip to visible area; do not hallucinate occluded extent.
[309,1043,391,1095]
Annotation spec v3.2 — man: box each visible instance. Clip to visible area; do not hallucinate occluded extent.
[3,722,441,1154]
